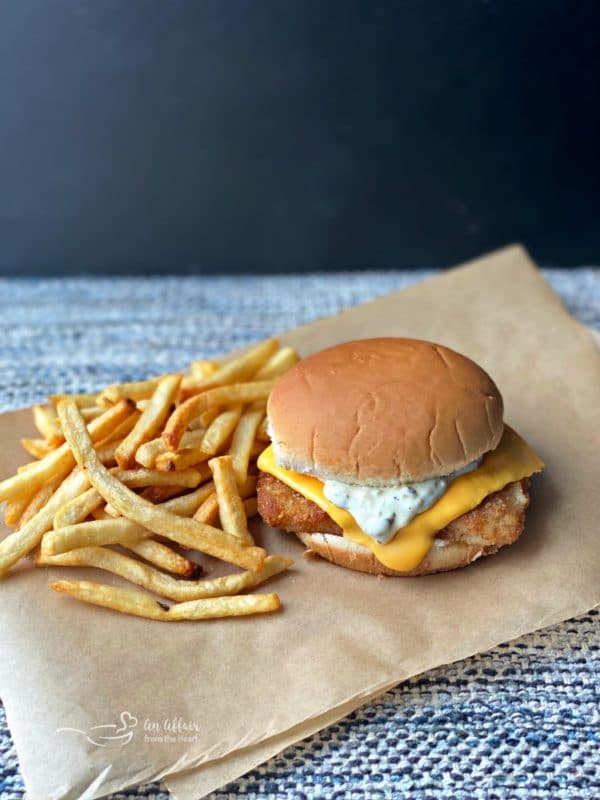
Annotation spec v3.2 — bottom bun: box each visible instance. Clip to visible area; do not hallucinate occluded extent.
[295,531,508,576]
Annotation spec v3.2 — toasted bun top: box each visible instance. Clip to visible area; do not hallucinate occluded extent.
[267,338,503,485]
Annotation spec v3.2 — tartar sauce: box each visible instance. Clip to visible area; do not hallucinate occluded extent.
[323,460,481,544]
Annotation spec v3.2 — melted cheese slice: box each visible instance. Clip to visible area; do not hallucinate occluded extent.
[257,426,544,571]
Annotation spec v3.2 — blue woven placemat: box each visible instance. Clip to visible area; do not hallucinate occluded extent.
[0,269,598,800]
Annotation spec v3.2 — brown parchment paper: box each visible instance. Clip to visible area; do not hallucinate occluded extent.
[0,245,598,800]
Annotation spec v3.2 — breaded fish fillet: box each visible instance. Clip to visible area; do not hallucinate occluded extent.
[257,472,530,575]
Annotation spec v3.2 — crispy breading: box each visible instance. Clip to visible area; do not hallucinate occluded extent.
[257,472,530,549]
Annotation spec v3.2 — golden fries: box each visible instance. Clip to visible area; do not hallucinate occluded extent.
[180,338,279,398]
[49,392,98,408]
[20,438,54,459]
[40,548,290,601]
[159,481,216,517]
[18,479,61,529]
[115,467,208,489]
[200,406,242,455]
[33,405,64,445]
[54,487,104,529]
[50,580,280,621]
[138,486,185,504]
[98,410,142,446]
[229,403,266,487]
[58,401,265,570]
[244,496,258,518]
[253,346,299,380]
[0,468,90,575]
[162,380,274,452]
[256,416,270,442]
[125,539,197,577]
[115,375,181,469]
[98,376,164,405]
[193,492,220,525]
[190,359,220,380]
[154,448,209,472]
[1,339,299,622]
[209,456,253,545]
[42,518,147,555]
[4,491,36,527]
[0,400,133,504]
[79,406,104,422]
[135,429,205,468]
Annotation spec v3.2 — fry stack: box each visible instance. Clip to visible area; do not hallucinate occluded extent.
[0,340,299,621]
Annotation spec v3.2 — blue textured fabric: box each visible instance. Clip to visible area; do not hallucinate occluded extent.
[0,269,598,800]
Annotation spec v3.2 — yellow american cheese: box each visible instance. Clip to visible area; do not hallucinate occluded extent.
[257,426,544,571]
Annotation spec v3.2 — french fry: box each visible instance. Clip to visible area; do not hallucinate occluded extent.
[190,484,259,529]
[95,441,120,466]
[0,468,90,576]
[181,339,279,398]
[136,429,206,468]
[209,456,253,544]
[115,467,207,489]
[155,448,210,472]
[58,401,265,570]
[244,496,258,518]
[241,474,258,497]
[196,407,221,428]
[96,395,114,409]
[193,492,219,525]
[229,403,265,487]
[97,409,142,446]
[200,406,242,456]
[135,437,168,468]
[17,461,40,474]
[41,548,291,601]
[99,376,164,404]
[42,518,147,555]
[4,487,39,527]
[79,406,104,422]
[158,481,216,517]
[0,400,134,504]
[163,380,274,452]
[190,359,220,380]
[3,343,293,619]
[137,486,183,504]
[126,539,197,577]
[54,487,104,529]
[18,479,61,530]
[50,580,280,620]
[115,375,181,469]
[33,405,64,445]
[256,416,270,443]
[48,392,98,408]
[253,346,299,380]
[20,438,54,459]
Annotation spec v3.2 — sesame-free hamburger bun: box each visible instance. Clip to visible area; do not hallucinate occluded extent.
[268,338,504,485]
[258,338,542,577]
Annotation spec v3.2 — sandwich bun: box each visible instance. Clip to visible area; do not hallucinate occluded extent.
[267,338,504,485]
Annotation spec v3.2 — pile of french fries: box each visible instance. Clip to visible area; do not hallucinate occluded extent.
[0,339,299,621]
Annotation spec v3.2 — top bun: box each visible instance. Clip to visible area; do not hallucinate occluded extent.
[267,338,504,486]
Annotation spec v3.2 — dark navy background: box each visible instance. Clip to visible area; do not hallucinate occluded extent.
[1,1,599,274]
